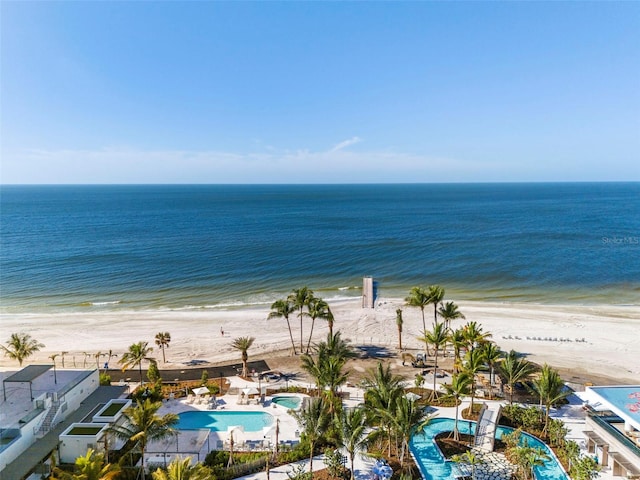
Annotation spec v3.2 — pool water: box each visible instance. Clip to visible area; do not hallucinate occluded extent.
[410,418,569,480]
[588,386,640,423]
[271,395,301,410]
[177,411,274,432]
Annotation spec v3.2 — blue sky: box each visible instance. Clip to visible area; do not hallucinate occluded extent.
[1,2,639,184]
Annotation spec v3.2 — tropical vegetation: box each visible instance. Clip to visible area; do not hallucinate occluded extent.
[53,283,589,480]
[1,332,45,366]
[155,332,171,363]
[108,399,178,480]
[119,341,155,385]
[231,336,255,378]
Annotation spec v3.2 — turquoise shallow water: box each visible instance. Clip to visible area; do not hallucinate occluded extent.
[410,418,568,480]
[271,395,302,410]
[1,183,638,313]
[176,411,274,432]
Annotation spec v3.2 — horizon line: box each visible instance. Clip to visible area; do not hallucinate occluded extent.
[2,180,639,187]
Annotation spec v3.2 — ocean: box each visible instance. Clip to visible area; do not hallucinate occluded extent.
[1,183,638,314]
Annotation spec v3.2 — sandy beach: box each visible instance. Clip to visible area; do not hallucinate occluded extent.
[1,298,638,384]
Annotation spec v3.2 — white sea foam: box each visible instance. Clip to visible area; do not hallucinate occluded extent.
[89,301,121,306]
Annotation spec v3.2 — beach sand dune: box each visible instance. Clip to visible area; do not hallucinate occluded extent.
[1,299,638,383]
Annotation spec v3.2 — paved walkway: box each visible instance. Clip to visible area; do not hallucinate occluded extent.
[238,452,377,480]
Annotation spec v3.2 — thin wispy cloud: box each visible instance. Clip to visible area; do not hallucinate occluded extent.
[2,146,552,184]
[329,137,362,153]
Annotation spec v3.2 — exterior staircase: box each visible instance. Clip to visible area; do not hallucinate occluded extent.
[473,403,502,452]
[37,394,63,436]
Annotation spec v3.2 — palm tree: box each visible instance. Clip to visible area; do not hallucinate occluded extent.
[438,301,465,330]
[480,342,502,398]
[381,396,435,466]
[108,399,178,480]
[323,330,356,360]
[405,286,431,339]
[395,308,403,350]
[289,287,314,353]
[82,352,91,368]
[1,333,45,366]
[105,349,117,369]
[420,321,449,399]
[443,372,473,441]
[155,332,171,363]
[531,364,570,433]
[231,336,255,378]
[119,341,155,385]
[462,321,492,351]
[61,351,69,368]
[498,350,538,404]
[94,351,104,370]
[292,398,330,474]
[51,448,120,480]
[325,306,335,338]
[151,456,212,480]
[509,445,549,480]
[335,406,370,480]
[452,451,484,480]
[427,284,445,325]
[301,332,353,414]
[268,298,297,355]
[463,348,486,415]
[449,328,467,374]
[306,297,331,353]
[362,362,404,456]
[49,354,59,384]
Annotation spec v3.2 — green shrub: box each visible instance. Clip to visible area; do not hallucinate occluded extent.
[131,383,162,403]
[204,449,230,467]
[147,361,161,383]
[201,369,209,385]
[324,448,348,479]
[286,463,312,480]
[99,373,111,386]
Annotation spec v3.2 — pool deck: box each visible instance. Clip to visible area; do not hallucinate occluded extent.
[155,376,312,462]
[156,373,618,480]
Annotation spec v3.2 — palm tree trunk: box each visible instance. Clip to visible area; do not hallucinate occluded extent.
[397,325,402,350]
[350,452,355,480]
[139,362,143,385]
[141,440,147,480]
[299,309,304,353]
[454,402,460,441]
[306,318,316,354]
[433,347,439,396]
[286,320,297,355]
[161,346,166,363]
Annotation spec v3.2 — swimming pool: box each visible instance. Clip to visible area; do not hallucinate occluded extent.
[177,411,274,432]
[271,395,302,410]
[587,386,640,424]
[410,418,569,480]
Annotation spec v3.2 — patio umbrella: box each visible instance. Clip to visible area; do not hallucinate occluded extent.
[193,386,209,396]
[405,392,421,402]
[243,387,259,396]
